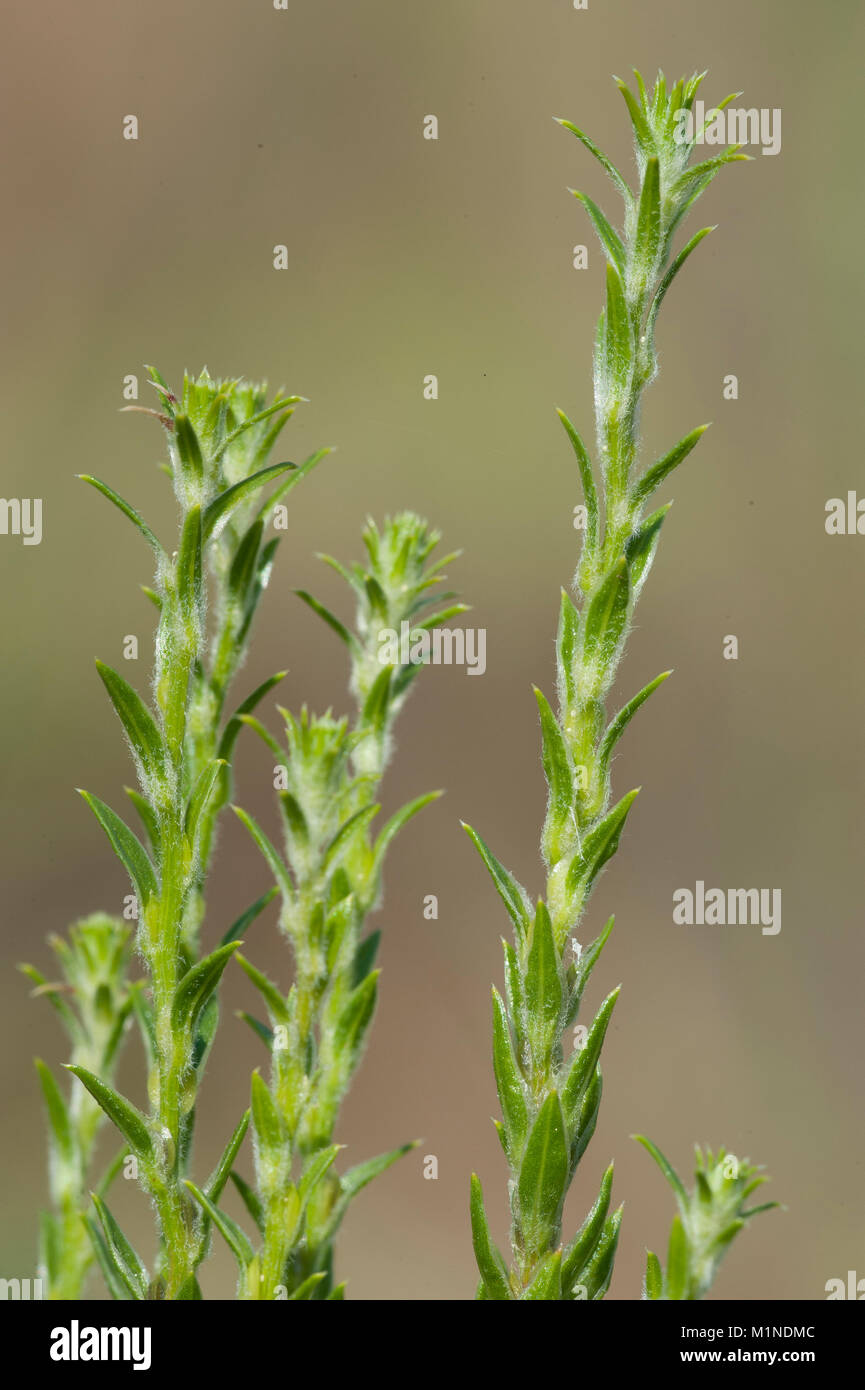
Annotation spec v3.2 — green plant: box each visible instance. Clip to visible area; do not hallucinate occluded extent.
[465,70,776,1299]
[637,1139,779,1300]
[54,369,328,1299]
[20,915,135,1298]
[188,515,465,1298]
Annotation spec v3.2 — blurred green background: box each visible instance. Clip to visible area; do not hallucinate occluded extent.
[2,0,862,1300]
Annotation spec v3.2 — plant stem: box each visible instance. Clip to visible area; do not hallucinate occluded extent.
[223,515,463,1298]
[468,70,751,1301]
[68,370,327,1298]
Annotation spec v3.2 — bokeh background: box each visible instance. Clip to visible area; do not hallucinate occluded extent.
[2,0,862,1300]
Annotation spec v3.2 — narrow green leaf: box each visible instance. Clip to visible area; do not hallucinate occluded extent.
[220,885,279,947]
[615,75,653,153]
[694,90,743,140]
[625,502,670,599]
[554,119,633,207]
[556,588,581,712]
[298,1145,339,1204]
[250,1071,285,1156]
[184,759,227,845]
[176,505,203,616]
[653,71,667,119]
[414,602,470,632]
[235,953,289,1025]
[171,941,240,1037]
[570,190,626,276]
[671,148,749,202]
[256,446,331,520]
[568,788,640,898]
[289,1273,328,1300]
[359,664,392,734]
[294,589,359,652]
[333,971,379,1062]
[65,1065,152,1159]
[572,1066,603,1167]
[38,1211,61,1286]
[714,1217,746,1252]
[469,1174,513,1300]
[364,573,388,619]
[351,929,380,988]
[131,990,156,1069]
[203,461,297,541]
[323,803,380,872]
[645,226,715,348]
[556,410,598,552]
[91,1194,149,1300]
[535,689,574,860]
[561,988,620,1134]
[191,990,218,1077]
[502,939,527,1052]
[319,893,353,976]
[561,1163,614,1292]
[666,1213,688,1299]
[218,671,288,762]
[371,792,442,877]
[78,791,158,905]
[229,1171,265,1235]
[83,1213,133,1300]
[212,397,302,463]
[279,791,310,850]
[741,1201,780,1220]
[34,1059,74,1163]
[603,262,631,389]
[632,425,709,507]
[493,1119,508,1159]
[695,1168,713,1205]
[95,662,165,784]
[95,1146,131,1199]
[77,475,164,556]
[232,805,294,902]
[175,1275,203,1300]
[517,1092,570,1259]
[236,713,283,762]
[236,1011,273,1048]
[634,156,662,269]
[521,1250,563,1300]
[124,786,161,856]
[561,923,603,1009]
[184,1181,254,1270]
[582,1205,623,1299]
[19,963,81,1041]
[337,1142,417,1208]
[525,902,563,1071]
[599,672,671,773]
[644,1249,663,1300]
[634,1134,689,1212]
[228,517,265,607]
[582,557,629,674]
[491,988,529,1159]
[462,823,531,940]
[173,414,204,484]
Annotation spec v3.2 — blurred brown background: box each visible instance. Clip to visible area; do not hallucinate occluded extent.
[1,0,862,1300]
